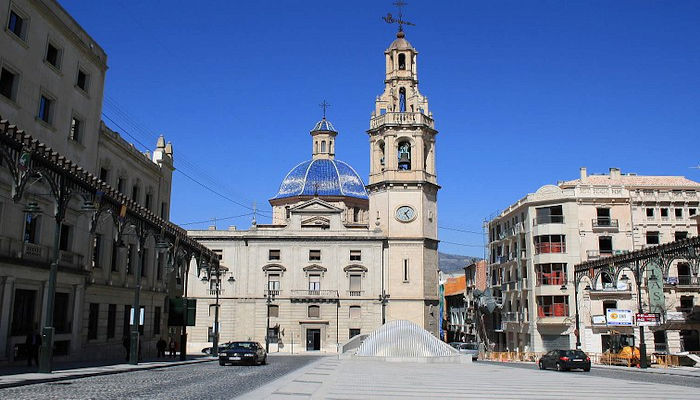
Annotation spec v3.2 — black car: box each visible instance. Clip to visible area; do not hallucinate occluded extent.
[219,341,267,366]
[538,349,591,372]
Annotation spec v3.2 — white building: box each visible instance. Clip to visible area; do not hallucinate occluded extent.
[486,167,699,354]
[187,30,441,353]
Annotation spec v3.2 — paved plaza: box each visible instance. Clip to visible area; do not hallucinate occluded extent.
[0,355,698,399]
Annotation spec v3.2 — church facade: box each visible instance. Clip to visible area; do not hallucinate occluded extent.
[187,31,440,353]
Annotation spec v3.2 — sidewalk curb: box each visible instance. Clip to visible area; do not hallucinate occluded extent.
[0,358,215,389]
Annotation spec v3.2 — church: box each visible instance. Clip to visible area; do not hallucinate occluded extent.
[186,29,440,353]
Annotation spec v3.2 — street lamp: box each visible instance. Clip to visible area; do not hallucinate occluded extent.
[211,257,221,358]
[620,263,648,368]
[265,291,276,352]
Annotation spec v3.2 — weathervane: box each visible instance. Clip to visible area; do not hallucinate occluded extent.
[382,1,415,32]
[319,100,331,119]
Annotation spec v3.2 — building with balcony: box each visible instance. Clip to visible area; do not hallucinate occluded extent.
[485,167,700,353]
[187,29,442,353]
[0,0,181,364]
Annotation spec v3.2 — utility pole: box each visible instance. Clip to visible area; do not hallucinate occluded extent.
[129,224,147,365]
[212,256,220,357]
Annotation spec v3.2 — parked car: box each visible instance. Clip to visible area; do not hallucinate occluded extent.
[448,342,479,361]
[219,341,267,366]
[538,349,591,372]
[202,342,233,355]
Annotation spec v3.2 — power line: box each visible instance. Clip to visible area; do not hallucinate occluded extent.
[439,240,485,248]
[177,213,255,226]
[438,225,483,235]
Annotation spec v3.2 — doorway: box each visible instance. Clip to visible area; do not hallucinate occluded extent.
[306,328,321,351]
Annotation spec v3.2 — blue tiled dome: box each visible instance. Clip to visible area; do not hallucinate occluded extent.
[274,159,368,200]
[312,118,336,132]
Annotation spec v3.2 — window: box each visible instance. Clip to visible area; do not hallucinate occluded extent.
[123,305,131,336]
[646,231,660,245]
[11,289,36,336]
[646,208,654,218]
[269,249,280,261]
[309,274,320,291]
[350,250,361,261]
[131,185,139,202]
[660,208,669,219]
[154,306,161,335]
[117,177,125,193]
[110,241,119,272]
[156,253,163,281]
[535,263,566,286]
[535,205,564,224]
[45,42,61,69]
[349,274,361,292]
[679,296,694,312]
[145,193,152,210]
[690,208,697,216]
[23,213,39,244]
[68,116,82,142]
[675,231,688,241]
[267,326,279,342]
[675,208,683,219]
[353,208,360,222]
[88,303,99,340]
[107,304,116,339]
[38,94,54,124]
[403,259,410,281]
[0,67,18,101]
[99,167,109,182]
[536,296,569,317]
[349,306,361,319]
[534,235,566,254]
[268,304,279,317]
[160,202,168,219]
[92,234,102,268]
[399,87,406,112]
[267,273,280,291]
[398,53,406,70]
[127,244,134,274]
[7,10,26,39]
[603,300,617,315]
[59,224,71,251]
[76,69,89,92]
[308,305,320,318]
[599,236,613,255]
[54,292,70,333]
[349,328,361,339]
[309,250,321,261]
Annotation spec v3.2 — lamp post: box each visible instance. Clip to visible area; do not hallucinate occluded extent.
[211,257,220,358]
[265,291,275,352]
[378,291,389,324]
[129,223,147,365]
[619,261,648,368]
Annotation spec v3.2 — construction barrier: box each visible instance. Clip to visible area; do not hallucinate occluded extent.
[482,351,680,368]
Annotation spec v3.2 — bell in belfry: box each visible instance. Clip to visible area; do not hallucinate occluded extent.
[398,142,411,170]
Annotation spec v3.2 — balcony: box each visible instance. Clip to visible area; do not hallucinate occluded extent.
[533,215,565,226]
[265,289,281,297]
[534,242,566,255]
[23,242,45,261]
[59,250,84,268]
[369,112,435,129]
[592,218,619,231]
[209,289,225,296]
[537,304,569,319]
[668,275,700,288]
[348,290,364,297]
[290,289,338,298]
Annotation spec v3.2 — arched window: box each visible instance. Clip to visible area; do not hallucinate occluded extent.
[377,140,385,166]
[321,141,326,152]
[424,143,429,170]
[397,141,411,170]
[315,141,318,153]
[399,87,406,113]
[398,53,406,70]
[329,141,333,154]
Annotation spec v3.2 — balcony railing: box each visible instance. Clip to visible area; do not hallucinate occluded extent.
[348,290,364,296]
[592,218,619,229]
[676,275,700,287]
[534,242,566,254]
[537,304,569,318]
[265,289,281,296]
[59,250,84,268]
[369,112,435,129]
[290,290,339,297]
[209,289,224,296]
[23,242,45,261]
[533,215,565,226]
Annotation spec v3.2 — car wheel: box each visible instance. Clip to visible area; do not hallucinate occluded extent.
[556,362,565,372]
[261,356,267,365]
[583,366,590,372]
[538,361,545,370]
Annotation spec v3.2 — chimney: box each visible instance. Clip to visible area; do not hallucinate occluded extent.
[580,167,587,180]
[609,168,621,179]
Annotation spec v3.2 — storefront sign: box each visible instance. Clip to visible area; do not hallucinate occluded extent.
[606,309,634,326]
[636,313,660,326]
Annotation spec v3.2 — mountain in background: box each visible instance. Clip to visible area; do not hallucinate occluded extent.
[438,252,481,274]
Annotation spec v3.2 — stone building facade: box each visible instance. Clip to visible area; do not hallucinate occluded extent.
[187,30,440,353]
[485,167,699,354]
[0,0,179,364]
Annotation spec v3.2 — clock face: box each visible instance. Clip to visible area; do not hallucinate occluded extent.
[395,206,416,222]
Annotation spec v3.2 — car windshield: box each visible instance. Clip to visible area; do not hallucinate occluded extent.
[561,350,586,358]
[461,344,478,350]
[228,342,255,349]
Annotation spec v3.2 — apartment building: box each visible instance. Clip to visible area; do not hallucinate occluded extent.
[486,167,700,354]
[0,0,180,364]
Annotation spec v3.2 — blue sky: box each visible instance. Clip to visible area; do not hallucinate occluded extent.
[60,1,700,257]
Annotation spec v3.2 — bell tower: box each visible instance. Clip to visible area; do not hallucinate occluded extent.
[367,29,440,336]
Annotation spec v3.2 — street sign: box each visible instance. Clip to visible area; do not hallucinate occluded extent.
[606,309,633,326]
[130,306,145,326]
[636,313,660,326]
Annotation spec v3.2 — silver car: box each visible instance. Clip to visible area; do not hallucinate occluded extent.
[449,342,479,361]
